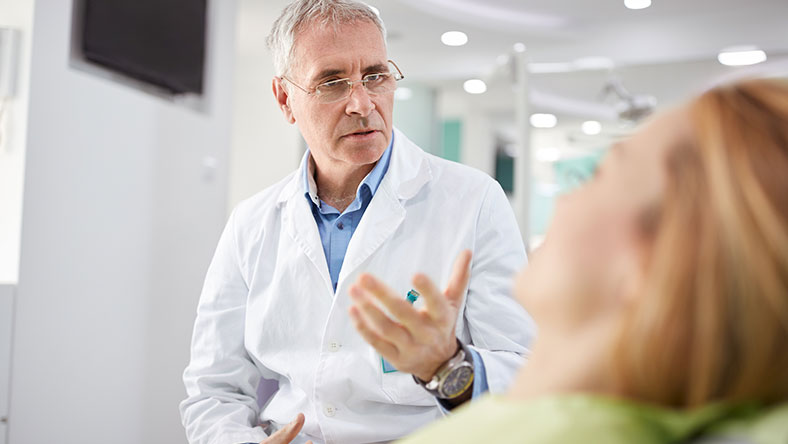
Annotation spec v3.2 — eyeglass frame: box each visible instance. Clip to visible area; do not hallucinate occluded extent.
[280,60,405,103]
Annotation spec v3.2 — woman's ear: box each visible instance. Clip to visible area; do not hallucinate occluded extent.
[273,77,296,124]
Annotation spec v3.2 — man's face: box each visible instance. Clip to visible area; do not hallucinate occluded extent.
[279,20,394,172]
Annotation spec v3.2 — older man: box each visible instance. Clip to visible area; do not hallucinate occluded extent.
[179,1,534,444]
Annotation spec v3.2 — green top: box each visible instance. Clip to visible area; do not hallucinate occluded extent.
[397,394,788,444]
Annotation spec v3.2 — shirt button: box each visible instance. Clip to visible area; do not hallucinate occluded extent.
[328,341,341,352]
[337,222,344,230]
[324,404,336,417]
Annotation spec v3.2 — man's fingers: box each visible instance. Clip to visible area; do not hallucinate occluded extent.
[411,250,471,322]
[411,272,445,320]
[349,285,411,342]
[445,250,472,304]
[349,305,400,360]
[354,275,426,333]
[263,413,305,444]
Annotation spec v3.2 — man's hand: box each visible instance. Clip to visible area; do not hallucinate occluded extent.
[348,250,473,381]
[260,413,313,444]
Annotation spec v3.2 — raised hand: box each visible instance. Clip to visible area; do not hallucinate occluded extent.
[349,250,472,381]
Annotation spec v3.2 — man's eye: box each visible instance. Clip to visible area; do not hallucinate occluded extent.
[320,80,346,90]
[364,74,384,83]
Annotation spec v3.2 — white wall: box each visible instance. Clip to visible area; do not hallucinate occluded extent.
[0,285,13,444]
[392,83,439,154]
[8,1,238,443]
[0,0,34,284]
[437,88,496,177]
[229,0,302,210]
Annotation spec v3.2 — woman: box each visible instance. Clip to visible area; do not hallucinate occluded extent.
[398,78,788,443]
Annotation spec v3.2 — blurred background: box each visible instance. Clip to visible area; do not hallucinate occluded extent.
[0,0,786,443]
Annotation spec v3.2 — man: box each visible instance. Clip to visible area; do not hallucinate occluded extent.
[179,1,534,443]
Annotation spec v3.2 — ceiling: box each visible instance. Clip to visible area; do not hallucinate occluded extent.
[374,0,788,79]
[240,0,788,126]
[366,0,788,121]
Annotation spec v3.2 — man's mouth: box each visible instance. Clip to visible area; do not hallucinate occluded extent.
[345,130,377,137]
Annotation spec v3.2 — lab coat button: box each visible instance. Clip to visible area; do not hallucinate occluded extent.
[328,341,341,352]
[324,404,336,417]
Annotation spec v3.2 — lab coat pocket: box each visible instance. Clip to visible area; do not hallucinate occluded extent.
[380,363,434,406]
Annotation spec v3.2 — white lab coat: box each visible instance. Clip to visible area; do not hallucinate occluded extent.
[180,129,535,444]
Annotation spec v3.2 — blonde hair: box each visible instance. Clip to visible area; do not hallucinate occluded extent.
[615,78,788,408]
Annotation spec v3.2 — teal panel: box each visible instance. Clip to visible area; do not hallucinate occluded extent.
[441,119,462,162]
[494,154,514,193]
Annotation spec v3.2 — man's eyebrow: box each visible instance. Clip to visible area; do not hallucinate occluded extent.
[363,63,389,73]
[312,68,345,82]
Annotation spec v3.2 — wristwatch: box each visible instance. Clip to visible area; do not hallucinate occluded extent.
[413,339,474,399]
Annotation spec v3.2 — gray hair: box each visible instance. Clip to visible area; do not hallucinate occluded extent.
[266,0,387,77]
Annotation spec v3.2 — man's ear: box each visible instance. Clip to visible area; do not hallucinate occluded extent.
[273,77,296,124]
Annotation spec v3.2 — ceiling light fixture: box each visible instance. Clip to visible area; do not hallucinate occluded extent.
[513,42,527,53]
[536,147,561,162]
[441,31,468,47]
[530,113,557,128]
[717,47,767,66]
[624,0,651,10]
[573,56,615,71]
[463,79,487,94]
[582,121,602,135]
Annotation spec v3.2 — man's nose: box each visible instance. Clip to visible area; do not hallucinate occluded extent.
[345,82,375,116]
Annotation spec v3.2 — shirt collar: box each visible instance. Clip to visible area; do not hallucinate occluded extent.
[303,132,394,209]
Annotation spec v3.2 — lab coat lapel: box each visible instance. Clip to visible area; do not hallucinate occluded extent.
[278,169,334,295]
[338,129,432,284]
[339,183,405,281]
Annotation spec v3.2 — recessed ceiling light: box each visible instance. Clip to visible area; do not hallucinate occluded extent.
[463,79,487,94]
[536,147,561,162]
[573,56,615,71]
[624,0,651,10]
[528,62,573,74]
[395,87,413,101]
[718,47,767,66]
[582,120,602,135]
[530,113,557,128]
[513,42,527,53]
[441,31,468,47]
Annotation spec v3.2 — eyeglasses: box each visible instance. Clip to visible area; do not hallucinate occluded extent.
[282,60,405,104]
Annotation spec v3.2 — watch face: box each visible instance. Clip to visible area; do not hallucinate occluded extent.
[440,366,474,398]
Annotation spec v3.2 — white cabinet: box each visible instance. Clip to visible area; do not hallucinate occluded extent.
[0,284,13,440]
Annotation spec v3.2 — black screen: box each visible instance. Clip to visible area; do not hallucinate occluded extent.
[82,0,207,94]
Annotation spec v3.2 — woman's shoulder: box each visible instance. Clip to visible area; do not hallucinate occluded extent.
[704,402,788,444]
[397,394,667,444]
[396,394,780,444]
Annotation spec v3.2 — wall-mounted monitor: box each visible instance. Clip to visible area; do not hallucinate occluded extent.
[81,0,207,95]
